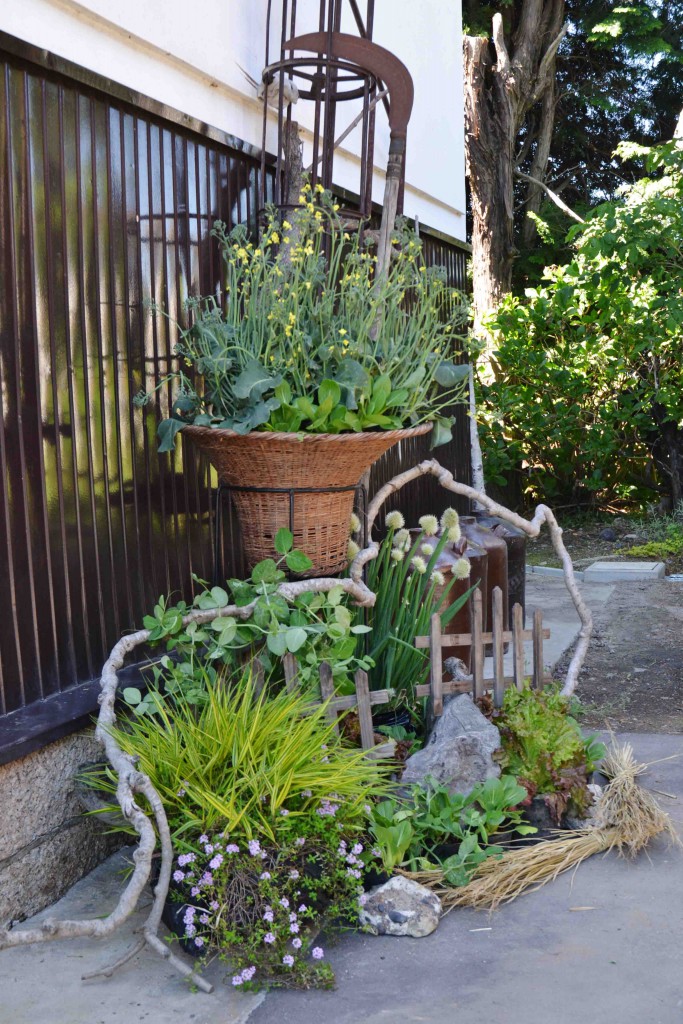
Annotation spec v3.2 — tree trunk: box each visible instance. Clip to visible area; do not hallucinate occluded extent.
[520,83,556,249]
[464,34,516,341]
[464,3,567,337]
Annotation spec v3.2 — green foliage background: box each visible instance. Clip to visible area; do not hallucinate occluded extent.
[477,141,683,508]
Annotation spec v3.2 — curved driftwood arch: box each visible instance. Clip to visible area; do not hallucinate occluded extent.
[0,460,591,992]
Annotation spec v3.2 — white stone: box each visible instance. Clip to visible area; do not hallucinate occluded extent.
[583,561,665,582]
[360,876,442,938]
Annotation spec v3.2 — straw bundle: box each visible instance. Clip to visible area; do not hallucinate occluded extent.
[403,742,680,911]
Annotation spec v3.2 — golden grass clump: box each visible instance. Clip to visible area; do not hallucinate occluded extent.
[403,741,680,911]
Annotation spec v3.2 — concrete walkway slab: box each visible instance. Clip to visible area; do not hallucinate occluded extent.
[584,560,666,582]
[494,575,616,677]
[2,850,262,1024]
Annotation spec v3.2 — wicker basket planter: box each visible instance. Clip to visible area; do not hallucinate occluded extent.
[183,423,432,576]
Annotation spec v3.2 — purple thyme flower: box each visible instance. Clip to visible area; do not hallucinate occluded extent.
[209,854,223,870]
[203,843,214,855]
[289,869,300,880]
[210,900,219,911]
[173,870,185,883]
[292,937,302,949]
[301,789,312,798]
[232,975,244,986]
[241,966,256,981]
[260,871,271,881]
[199,913,210,925]
[279,808,289,816]
[199,834,208,844]
[191,886,200,897]
[279,897,290,909]
[263,909,274,923]
[289,912,298,922]
[225,843,239,854]
[248,839,261,856]
[194,936,205,948]
[282,955,294,967]
[263,932,276,944]
[295,837,305,847]
[311,947,324,960]
[290,923,300,934]
[352,843,363,855]
[298,904,307,914]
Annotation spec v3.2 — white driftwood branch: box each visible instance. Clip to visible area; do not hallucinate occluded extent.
[1,459,590,989]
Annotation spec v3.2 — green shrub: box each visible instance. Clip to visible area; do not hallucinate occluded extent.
[479,140,683,509]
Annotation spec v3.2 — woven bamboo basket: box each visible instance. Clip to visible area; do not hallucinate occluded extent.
[183,423,432,575]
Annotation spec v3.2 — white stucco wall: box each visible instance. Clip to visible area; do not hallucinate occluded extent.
[0,0,466,241]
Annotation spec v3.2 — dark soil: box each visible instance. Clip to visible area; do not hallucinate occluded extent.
[556,579,683,734]
[527,516,683,575]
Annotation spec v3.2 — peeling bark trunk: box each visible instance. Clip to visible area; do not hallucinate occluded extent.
[464,3,567,338]
[464,34,516,341]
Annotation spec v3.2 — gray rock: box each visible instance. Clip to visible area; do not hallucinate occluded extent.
[600,527,617,542]
[401,694,501,797]
[359,876,441,937]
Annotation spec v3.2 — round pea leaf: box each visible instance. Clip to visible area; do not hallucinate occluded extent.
[285,627,308,653]
[286,550,313,574]
[274,527,294,555]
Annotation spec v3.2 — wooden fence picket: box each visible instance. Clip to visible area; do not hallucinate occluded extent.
[492,586,505,708]
[318,661,340,737]
[472,588,485,700]
[354,669,375,750]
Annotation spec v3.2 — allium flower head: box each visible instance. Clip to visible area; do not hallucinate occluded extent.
[452,557,471,580]
[420,543,435,557]
[347,539,360,561]
[385,510,405,531]
[418,514,438,536]
[410,555,427,574]
[430,570,445,587]
[446,523,461,543]
[349,512,361,535]
[390,547,405,563]
[440,507,460,530]
[394,528,411,550]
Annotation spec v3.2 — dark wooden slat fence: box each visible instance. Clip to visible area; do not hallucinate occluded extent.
[0,37,471,762]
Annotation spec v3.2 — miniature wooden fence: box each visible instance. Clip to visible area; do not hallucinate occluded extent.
[253,585,551,752]
[415,586,551,715]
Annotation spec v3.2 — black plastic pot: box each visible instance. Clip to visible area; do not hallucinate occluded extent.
[363,865,391,890]
[372,707,415,734]
[149,857,206,958]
